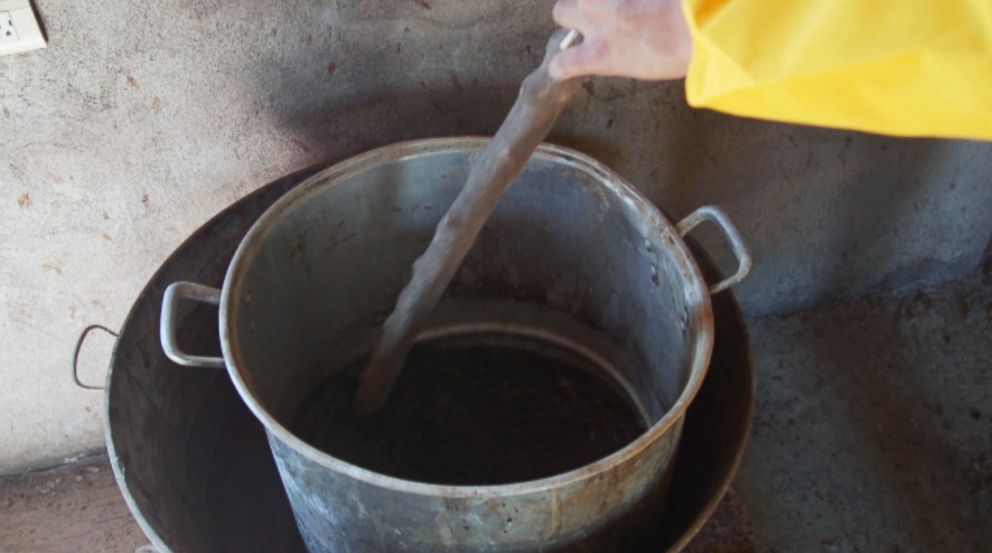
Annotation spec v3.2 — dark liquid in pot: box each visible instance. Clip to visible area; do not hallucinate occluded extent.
[291,336,647,485]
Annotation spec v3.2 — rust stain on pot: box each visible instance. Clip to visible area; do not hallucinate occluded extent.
[324,231,356,253]
[287,241,304,260]
[288,230,309,260]
[292,139,312,154]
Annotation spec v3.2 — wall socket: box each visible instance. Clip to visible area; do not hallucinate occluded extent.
[0,0,45,56]
[1,11,19,43]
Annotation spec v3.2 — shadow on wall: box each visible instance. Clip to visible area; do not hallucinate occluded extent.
[236,0,552,163]
[631,110,979,315]
[237,0,992,317]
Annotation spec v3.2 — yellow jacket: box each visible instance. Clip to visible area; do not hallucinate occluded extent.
[682,0,992,140]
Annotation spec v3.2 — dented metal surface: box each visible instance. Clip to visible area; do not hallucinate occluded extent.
[156,138,750,551]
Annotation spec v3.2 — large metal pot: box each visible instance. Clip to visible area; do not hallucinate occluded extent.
[159,137,750,552]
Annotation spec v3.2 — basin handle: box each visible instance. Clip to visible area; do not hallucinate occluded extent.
[677,206,753,294]
[71,324,118,390]
[160,281,226,368]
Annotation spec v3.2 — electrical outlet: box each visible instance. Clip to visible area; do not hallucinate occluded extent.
[1,12,19,43]
[0,0,45,56]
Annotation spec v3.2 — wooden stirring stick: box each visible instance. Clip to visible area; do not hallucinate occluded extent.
[355,29,583,415]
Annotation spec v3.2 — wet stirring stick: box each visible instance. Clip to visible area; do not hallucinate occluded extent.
[355,29,583,415]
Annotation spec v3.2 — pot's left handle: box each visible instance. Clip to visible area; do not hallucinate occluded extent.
[677,206,753,294]
[160,282,226,368]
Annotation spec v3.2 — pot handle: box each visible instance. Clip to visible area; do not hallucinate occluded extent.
[677,206,753,294]
[160,281,226,368]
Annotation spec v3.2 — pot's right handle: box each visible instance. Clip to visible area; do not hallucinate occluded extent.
[677,206,752,294]
[160,282,226,368]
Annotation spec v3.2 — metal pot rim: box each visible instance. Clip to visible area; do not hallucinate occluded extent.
[220,136,717,498]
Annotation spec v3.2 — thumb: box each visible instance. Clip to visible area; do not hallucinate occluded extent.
[549,40,609,81]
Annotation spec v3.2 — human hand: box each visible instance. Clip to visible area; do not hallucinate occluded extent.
[550,0,692,81]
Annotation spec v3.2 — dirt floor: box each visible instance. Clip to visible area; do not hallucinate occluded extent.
[0,455,147,553]
[740,270,992,552]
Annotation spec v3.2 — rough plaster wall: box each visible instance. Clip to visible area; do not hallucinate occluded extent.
[1,0,990,472]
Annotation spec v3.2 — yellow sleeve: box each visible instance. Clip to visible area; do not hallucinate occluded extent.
[682,0,992,140]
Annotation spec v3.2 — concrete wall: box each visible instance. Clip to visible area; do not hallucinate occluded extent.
[2,0,990,473]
